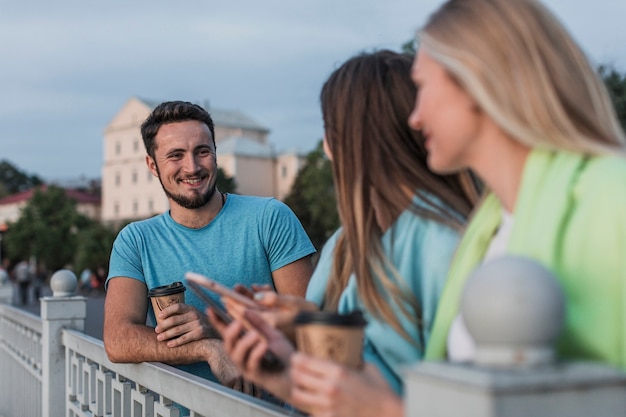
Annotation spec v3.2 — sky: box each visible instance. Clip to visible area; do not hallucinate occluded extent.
[1,0,625,182]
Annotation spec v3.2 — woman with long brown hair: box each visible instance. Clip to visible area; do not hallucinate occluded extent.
[305,48,477,395]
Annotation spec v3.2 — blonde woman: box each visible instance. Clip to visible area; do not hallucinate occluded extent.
[411,0,626,366]
[281,0,626,415]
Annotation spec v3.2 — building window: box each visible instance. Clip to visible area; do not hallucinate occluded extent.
[147,171,153,182]
[132,171,138,184]
[115,173,121,186]
[148,199,154,212]
[133,201,138,215]
[115,142,121,155]
[134,139,139,152]
[114,202,119,216]
[281,165,287,178]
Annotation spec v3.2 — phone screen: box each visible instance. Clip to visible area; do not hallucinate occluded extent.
[185,272,259,308]
[186,277,285,373]
[187,281,232,324]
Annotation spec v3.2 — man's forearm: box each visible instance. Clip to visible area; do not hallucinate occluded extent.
[105,323,218,365]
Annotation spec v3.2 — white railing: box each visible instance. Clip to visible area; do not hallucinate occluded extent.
[3,264,626,417]
[62,330,293,417]
[0,278,295,417]
[0,303,43,417]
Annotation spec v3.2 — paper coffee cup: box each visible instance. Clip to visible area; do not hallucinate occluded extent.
[148,282,186,325]
[294,310,367,369]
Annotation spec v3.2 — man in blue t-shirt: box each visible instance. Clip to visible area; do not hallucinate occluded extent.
[104,101,315,395]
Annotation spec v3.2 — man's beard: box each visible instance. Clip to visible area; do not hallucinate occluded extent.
[156,168,216,210]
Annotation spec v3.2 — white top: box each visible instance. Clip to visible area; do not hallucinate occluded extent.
[447,209,515,362]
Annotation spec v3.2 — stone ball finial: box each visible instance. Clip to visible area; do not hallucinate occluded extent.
[50,269,78,297]
[461,255,565,367]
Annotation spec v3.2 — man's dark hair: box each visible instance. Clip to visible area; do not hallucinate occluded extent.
[140,101,216,158]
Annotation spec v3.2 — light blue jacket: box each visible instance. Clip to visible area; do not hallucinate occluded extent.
[306,197,460,394]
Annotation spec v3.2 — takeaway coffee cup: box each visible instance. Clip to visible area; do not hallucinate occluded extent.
[148,282,186,325]
[294,310,367,369]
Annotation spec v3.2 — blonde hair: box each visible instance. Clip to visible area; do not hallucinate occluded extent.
[419,0,625,155]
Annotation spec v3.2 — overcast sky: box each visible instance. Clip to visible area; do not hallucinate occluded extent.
[1,0,625,182]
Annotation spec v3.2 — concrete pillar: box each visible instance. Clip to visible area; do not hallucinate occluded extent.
[405,255,626,417]
[41,269,86,417]
[405,361,626,417]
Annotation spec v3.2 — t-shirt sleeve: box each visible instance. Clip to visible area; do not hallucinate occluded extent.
[106,224,146,289]
[305,229,341,306]
[260,199,316,272]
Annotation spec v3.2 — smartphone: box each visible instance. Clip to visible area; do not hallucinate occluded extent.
[186,276,285,373]
[185,272,260,309]
[187,280,233,324]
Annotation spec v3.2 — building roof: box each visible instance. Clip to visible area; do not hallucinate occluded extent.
[218,136,275,159]
[0,186,101,206]
[137,97,270,133]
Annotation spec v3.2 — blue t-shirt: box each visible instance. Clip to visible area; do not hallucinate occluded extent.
[306,198,459,395]
[107,194,316,381]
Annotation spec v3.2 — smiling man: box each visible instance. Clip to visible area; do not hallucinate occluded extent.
[103,101,315,395]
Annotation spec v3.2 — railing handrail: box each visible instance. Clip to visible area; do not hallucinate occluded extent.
[62,328,292,416]
[0,303,43,333]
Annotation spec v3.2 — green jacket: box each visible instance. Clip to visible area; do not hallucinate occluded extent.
[425,149,626,368]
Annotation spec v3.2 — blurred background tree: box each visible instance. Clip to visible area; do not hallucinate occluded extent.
[72,220,118,278]
[401,39,417,55]
[3,185,116,273]
[599,65,626,131]
[216,167,238,194]
[284,140,339,254]
[0,159,44,199]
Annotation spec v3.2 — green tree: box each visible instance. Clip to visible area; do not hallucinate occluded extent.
[599,65,626,131]
[0,182,8,199]
[73,220,118,275]
[4,186,90,271]
[401,39,417,56]
[0,159,44,199]
[284,140,340,251]
[217,167,238,194]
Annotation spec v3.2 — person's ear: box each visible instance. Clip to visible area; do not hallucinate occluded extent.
[146,155,159,177]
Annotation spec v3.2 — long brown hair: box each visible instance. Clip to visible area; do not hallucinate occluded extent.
[321,50,479,341]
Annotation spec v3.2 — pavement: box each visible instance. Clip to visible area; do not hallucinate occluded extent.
[7,283,105,340]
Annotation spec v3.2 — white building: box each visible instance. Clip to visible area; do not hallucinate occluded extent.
[101,97,307,224]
